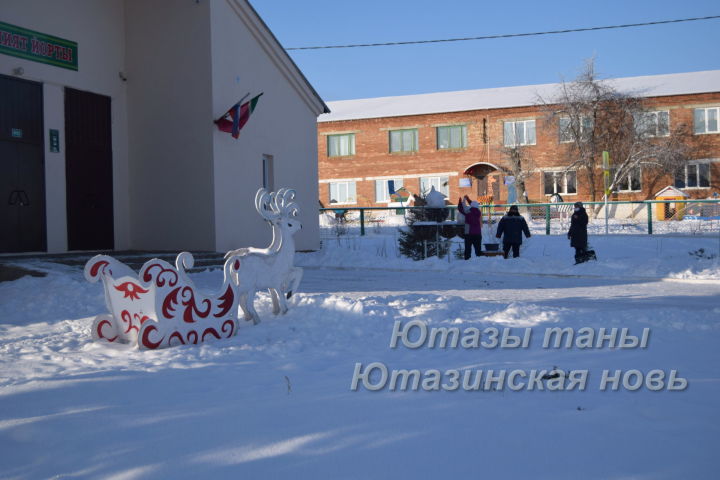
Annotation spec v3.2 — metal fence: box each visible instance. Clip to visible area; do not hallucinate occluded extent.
[319,199,720,239]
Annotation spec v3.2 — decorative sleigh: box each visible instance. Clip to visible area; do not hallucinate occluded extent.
[84,188,303,350]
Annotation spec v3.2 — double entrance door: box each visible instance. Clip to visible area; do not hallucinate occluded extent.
[0,75,113,252]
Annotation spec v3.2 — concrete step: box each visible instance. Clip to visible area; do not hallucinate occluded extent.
[0,250,229,274]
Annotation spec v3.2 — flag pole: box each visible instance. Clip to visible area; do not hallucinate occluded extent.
[215,92,250,122]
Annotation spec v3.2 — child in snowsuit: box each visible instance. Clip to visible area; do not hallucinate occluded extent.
[458,196,482,260]
[495,205,531,258]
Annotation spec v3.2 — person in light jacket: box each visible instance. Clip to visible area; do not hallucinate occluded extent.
[458,196,482,260]
[495,205,531,258]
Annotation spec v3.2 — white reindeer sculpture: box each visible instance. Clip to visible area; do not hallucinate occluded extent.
[225,188,304,325]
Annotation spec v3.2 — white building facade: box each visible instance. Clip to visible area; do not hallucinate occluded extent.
[0,0,327,254]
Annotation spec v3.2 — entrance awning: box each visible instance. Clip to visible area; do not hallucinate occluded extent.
[463,162,502,178]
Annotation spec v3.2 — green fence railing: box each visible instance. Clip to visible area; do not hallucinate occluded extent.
[320,199,720,236]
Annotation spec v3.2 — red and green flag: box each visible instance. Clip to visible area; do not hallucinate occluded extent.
[215,93,263,139]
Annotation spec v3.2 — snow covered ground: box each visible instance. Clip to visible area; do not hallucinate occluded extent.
[1,235,719,479]
[312,231,720,280]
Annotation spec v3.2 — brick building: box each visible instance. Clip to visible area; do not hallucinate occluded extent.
[317,70,720,208]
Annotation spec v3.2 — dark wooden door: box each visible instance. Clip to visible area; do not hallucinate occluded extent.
[65,87,114,250]
[0,75,46,253]
[475,176,488,196]
[489,175,501,203]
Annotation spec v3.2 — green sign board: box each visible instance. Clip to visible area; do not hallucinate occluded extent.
[0,21,78,71]
[602,151,611,195]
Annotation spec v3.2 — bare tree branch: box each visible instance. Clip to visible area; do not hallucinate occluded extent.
[537,58,705,212]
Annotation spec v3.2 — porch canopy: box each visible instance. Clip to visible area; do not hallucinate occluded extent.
[463,162,502,178]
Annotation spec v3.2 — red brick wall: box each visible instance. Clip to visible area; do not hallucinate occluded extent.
[318,92,720,207]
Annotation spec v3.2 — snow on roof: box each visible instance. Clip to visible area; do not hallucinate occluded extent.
[654,186,690,198]
[319,70,720,122]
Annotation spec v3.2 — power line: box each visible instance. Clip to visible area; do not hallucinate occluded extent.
[286,15,720,51]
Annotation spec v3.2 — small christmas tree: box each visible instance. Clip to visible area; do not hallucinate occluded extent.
[398,188,452,260]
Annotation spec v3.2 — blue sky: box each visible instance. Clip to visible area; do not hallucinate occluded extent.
[251,0,719,102]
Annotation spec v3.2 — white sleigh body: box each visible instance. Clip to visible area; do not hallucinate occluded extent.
[85,252,243,350]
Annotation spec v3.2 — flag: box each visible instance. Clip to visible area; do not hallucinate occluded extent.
[215,93,263,139]
[215,103,240,136]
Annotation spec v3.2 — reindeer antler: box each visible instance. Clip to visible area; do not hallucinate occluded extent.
[272,188,299,218]
[255,188,281,223]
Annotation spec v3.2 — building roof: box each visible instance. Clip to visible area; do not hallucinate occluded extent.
[319,70,720,122]
[655,186,690,198]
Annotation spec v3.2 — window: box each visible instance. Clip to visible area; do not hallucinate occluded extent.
[375,178,404,203]
[613,167,642,192]
[329,181,357,204]
[437,125,467,149]
[543,171,577,195]
[262,154,274,191]
[675,163,711,189]
[694,107,720,134]
[559,116,593,143]
[420,176,449,197]
[327,133,355,157]
[389,129,418,153]
[503,120,536,147]
[634,111,669,137]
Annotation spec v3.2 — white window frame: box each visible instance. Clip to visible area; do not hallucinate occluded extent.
[389,129,419,153]
[329,181,357,205]
[559,116,593,143]
[634,111,670,138]
[437,125,468,150]
[503,119,536,147]
[613,166,642,192]
[543,170,577,195]
[694,107,720,135]
[675,162,711,189]
[327,133,355,157]
[375,178,404,203]
[420,176,449,197]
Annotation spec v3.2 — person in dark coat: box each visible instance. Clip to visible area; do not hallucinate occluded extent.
[568,201,589,262]
[458,196,482,259]
[495,205,531,258]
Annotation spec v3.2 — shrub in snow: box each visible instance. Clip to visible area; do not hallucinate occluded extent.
[398,191,453,260]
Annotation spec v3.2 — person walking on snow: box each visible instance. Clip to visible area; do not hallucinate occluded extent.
[568,201,590,263]
[458,195,482,260]
[495,205,531,258]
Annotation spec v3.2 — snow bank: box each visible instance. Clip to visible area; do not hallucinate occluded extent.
[301,233,720,281]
